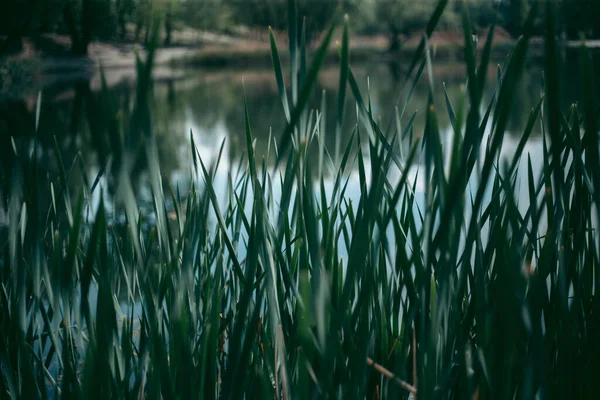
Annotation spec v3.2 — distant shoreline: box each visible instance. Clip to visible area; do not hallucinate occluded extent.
[3,30,535,73]
[2,30,597,101]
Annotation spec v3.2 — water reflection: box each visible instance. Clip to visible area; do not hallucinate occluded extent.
[1,50,598,203]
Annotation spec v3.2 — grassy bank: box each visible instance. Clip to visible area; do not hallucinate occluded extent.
[1,1,599,399]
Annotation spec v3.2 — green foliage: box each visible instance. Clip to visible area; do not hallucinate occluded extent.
[1,0,599,398]
[227,0,342,43]
[3,0,600,57]
[360,0,497,50]
[560,0,600,39]
[503,0,528,37]
[374,0,461,35]
[170,0,236,34]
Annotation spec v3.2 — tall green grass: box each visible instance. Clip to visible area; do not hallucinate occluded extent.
[1,1,599,398]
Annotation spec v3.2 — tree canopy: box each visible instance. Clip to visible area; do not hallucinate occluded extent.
[1,0,599,57]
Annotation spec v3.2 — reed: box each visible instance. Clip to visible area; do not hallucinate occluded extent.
[1,1,598,398]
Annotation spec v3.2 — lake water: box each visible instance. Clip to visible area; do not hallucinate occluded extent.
[1,51,598,224]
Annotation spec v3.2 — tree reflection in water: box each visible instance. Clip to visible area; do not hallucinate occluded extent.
[1,53,598,216]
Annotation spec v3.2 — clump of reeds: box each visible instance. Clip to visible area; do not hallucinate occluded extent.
[1,1,598,398]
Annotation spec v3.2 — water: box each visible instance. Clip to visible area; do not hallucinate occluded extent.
[0,60,557,186]
[1,53,597,243]
[1,50,599,229]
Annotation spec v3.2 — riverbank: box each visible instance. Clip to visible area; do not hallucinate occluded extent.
[3,27,599,101]
[0,29,504,100]
[3,30,512,67]
[5,28,521,71]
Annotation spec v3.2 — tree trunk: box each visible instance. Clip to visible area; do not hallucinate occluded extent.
[63,0,93,56]
[135,0,146,42]
[0,0,35,56]
[63,0,81,54]
[388,23,401,53]
[117,0,126,41]
[164,2,172,46]
[79,0,92,54]
[507,0,526,38]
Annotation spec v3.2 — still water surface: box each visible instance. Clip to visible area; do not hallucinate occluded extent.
[0,54,597,222]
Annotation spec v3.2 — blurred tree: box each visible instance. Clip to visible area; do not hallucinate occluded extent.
[502,0,527,38]
[560,0,600,39]
[0,0,41,54]
[63,0,94,54]
[116,0,135,40]
[36,0,64,33]
[164,0,173,45]
[228,0,343,43]
[4,0,600,56]
[371,0,461,51]
[60,0,124,54]
[460,0,497,32]
[135,0,153,42]
[174,0,232,31]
